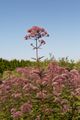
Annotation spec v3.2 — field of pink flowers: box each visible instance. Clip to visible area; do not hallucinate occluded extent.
[0,61,80,120]
[0,26,80,119]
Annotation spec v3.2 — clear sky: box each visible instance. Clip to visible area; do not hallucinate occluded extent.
[0,0,80,61]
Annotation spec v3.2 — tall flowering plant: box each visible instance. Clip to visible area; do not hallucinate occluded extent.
[24,26,49,62]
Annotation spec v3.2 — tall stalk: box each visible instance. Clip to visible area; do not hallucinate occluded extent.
[35,39,39,62]
[24,26,49,67]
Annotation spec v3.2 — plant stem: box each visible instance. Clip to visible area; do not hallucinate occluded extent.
[36,39,39,62]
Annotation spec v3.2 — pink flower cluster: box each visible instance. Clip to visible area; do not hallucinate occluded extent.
[25,26,49,40]
[0,61,80,119]
[11,102,32,119]
[11,109,22,119]
[20,102,32,113]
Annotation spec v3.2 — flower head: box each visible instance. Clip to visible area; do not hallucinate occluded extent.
[11,111,22,119]
[20,102,32,113]
[25,26,49,40]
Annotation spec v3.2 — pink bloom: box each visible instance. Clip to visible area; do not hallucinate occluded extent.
[23,83,38,92]
[25,26,49,40]
[62,104,69,113]
[12,93,21,99]
[11,111,22,119]
[31,26,41,31]
[70,69,80,80]
[23,84,31,91]
[27,26,41,34]
[36,91,47,99]
[20,102,32,113]
[52,75,65,84]
[39,39,46,45]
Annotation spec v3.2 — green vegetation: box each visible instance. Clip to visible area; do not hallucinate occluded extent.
[0,57,80,75]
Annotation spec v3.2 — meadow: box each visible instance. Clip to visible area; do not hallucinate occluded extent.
[0,58,80,120]
[0,26,80,120]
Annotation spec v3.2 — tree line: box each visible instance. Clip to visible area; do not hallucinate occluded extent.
[0,57,80,74]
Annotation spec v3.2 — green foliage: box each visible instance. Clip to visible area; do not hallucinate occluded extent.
[1,57,80,75]
[0,58,37,74]
[58,57,75,70]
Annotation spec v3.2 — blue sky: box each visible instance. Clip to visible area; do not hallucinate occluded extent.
[0,0,80,61]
